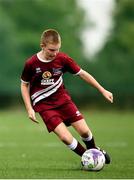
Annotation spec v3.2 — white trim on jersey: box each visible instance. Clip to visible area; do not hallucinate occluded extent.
[32,76,63,106]
[21,79,29,84]
[74,69,82,76]
[37,53,53,63]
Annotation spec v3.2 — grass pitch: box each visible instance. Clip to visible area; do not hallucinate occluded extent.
[0,107,133,179]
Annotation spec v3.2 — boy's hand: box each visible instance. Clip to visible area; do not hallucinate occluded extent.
[102,90,113,103]
[28,108,39,123]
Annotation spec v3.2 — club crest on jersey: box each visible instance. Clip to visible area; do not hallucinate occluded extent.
[41,71,54,85]
[52,68,62,76]
[42,71,52,79]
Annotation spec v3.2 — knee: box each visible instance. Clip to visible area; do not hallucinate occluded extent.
[81,130,92,138]
[59,134,73,145]
[59,134,67,142]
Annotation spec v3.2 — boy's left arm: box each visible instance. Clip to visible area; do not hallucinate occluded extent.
[79,69,113,103]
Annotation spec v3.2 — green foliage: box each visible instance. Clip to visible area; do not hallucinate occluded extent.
[0,0,85,59]
[89,0,134,108]
[0,7,20,96]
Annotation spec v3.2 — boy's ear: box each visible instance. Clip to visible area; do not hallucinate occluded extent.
[40,43,46,48]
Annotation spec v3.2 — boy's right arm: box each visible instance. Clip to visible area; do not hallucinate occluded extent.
[21,82,39,123]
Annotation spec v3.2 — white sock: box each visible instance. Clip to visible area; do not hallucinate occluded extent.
[81,133,93,142]
[67,138,78,150]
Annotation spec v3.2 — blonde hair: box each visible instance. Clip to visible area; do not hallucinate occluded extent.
[40,29,61,45]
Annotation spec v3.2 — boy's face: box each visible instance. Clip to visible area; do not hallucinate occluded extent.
[42,43,61,60]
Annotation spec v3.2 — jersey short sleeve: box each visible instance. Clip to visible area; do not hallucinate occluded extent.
[62,54,81,75]
[21,61,32,83]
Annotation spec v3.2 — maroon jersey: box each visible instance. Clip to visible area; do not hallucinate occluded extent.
[21,52,81,111]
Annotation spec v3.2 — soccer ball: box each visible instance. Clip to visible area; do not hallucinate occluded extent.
[81,148,105,171]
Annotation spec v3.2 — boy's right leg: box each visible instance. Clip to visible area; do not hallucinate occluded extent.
[39,109,86,156]
[71,119,111,164]
[53,122,86,156]
[71,119,96,149]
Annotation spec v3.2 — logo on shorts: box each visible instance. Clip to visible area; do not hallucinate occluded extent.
[42,71,52,79]
[76,111,81,116]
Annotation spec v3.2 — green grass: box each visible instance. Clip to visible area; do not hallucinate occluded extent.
[0,108,133,179]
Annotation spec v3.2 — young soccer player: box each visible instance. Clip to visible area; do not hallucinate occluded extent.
[21,29,113,164]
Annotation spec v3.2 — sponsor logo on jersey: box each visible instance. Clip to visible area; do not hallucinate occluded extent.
[41,79,54,85]
[41,71,54,85]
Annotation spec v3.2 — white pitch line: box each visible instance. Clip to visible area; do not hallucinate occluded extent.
[0,142,62,148]
[106,142,127,147]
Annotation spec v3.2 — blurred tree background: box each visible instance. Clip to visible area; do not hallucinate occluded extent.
[0,0,133,109]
